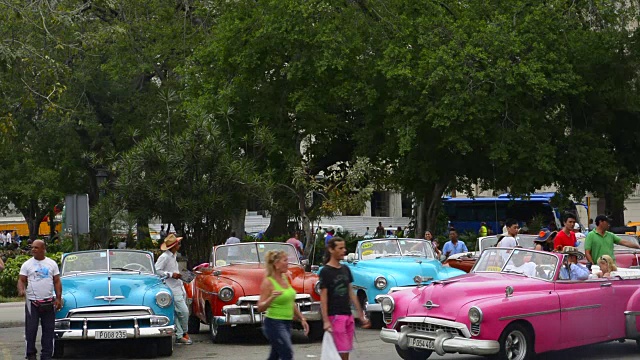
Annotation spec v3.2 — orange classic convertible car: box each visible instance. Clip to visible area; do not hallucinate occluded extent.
[188,242,323,342]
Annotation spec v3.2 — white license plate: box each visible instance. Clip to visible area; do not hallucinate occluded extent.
[95,330,127,340]
[409,337,435,350]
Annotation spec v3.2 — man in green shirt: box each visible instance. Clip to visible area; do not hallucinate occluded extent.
[585,215,640,265]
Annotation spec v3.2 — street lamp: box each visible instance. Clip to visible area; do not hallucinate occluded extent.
[95,168,109,197]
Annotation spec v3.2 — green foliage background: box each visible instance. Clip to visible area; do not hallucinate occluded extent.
[0,253,62,298]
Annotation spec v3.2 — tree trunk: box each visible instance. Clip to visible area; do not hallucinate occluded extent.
[604,191,626,227]
[265,212,288,239]
[48,209,57,241]
[415,197,425,239]
[27,217,40,241]
[136,216,150,242]
[424,180,451,237]
[296,190,313,256]
[230,205,247,240]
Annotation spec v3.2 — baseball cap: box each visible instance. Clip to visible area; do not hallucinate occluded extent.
[595,215,612,225]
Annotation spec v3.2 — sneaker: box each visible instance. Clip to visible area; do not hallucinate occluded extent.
[176,335,193,345]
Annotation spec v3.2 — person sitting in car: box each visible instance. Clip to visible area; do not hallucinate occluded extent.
[596,255,617,278]
[504,250,537,277]
[558,247,590,280]
[533,230,557,252]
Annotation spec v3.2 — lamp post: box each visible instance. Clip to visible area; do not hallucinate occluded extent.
[95,168,109,197]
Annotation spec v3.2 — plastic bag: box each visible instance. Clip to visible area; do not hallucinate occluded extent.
[320,332,341,360]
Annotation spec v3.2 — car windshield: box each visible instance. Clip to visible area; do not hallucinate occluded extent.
[62,250,155,276]
[359,239,435,260]
[473,248,558,280]
[213,243,299,267]
[479,235,538,252]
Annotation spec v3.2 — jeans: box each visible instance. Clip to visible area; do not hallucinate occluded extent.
[174,294,189,338]
[262,317,292,360]
[25,301,55,360]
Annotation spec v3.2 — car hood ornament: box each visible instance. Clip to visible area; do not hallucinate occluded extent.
[423,300,440,309]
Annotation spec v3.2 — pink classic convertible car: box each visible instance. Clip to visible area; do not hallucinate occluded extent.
[377,247,640,360]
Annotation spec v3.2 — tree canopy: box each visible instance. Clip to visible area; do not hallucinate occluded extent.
[1,0,639,251]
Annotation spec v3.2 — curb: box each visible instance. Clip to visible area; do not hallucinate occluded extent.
[0,302,23,308]
[0,301,24,328]
[0,321,23,328]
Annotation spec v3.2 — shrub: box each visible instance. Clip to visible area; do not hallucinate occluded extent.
[46,239,75,254]
[0,252,63,298]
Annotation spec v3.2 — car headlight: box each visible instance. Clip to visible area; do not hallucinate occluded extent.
[155,291,172,308]
[468,306,483,324]
[218,286,235,302]
[314,281,321,295]
[374,276,387,290]
[380,296,394,313]
[55,320,70,330]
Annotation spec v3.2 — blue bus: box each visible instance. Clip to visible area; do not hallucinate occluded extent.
[442,193,580,234]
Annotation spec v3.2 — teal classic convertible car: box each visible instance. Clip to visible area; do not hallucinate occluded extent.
[346,238,465,328]
[54,250,175,357]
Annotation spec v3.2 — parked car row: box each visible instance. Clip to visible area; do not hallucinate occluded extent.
[54,235,640,360]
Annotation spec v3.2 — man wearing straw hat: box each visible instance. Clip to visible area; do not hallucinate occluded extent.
[155,234,192,345]
[558,246,590,281]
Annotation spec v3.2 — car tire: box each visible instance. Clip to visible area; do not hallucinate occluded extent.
[156,337,174,356]
[359,292,384,329]
[307,320,324,342]
[496,323,534,360]
[188,315,201,334]
[394,345,432,360]
[368,311,384,329]
[208,310,231,343]
[52,340,65,358]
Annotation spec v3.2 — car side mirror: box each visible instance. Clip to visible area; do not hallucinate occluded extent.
[347,253,357,263]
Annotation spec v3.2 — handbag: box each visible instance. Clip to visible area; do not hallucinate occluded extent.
[320,332,341,360]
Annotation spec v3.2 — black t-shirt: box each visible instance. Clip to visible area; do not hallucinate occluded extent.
[319,264,354,316]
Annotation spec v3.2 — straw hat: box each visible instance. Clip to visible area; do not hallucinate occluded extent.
[161,233,183,251]
[561,246,585,260]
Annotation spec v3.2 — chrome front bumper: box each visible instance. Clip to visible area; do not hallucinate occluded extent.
[380,323,499,356]
[55,315,174,340]
[218,295,322,325]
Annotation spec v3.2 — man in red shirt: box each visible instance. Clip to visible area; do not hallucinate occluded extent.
[554,213,577,250]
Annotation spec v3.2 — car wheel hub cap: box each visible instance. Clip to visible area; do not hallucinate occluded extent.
[505,331,526,360]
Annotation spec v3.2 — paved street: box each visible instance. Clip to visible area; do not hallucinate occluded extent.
[1,322,640,360]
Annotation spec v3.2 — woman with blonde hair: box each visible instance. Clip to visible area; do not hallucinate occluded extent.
[597,255,617,278]
[258,250,309,360]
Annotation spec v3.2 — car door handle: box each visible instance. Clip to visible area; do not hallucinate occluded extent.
[601,283,612,287]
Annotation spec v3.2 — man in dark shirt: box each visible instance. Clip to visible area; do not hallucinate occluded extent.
[319,237,369,359]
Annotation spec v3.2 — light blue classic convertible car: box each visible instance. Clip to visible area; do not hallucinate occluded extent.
[54,250,175,357]
[345,238,465,328]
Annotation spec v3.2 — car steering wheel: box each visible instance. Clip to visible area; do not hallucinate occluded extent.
[121,263,150,272]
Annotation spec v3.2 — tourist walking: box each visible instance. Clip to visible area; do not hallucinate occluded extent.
[319,237,370,360]
[258,250,309,360]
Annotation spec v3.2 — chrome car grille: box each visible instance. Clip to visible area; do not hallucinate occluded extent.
[64,306,156,330]
[404,322,463,337]
[231,295,318,315]
[67,306,152,318]
[471,323,480,335]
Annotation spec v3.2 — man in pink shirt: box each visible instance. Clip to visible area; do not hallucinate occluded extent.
[286,231,304,258]
[554,213,577,251]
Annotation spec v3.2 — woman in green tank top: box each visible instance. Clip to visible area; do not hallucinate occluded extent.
[258,250,309,360]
